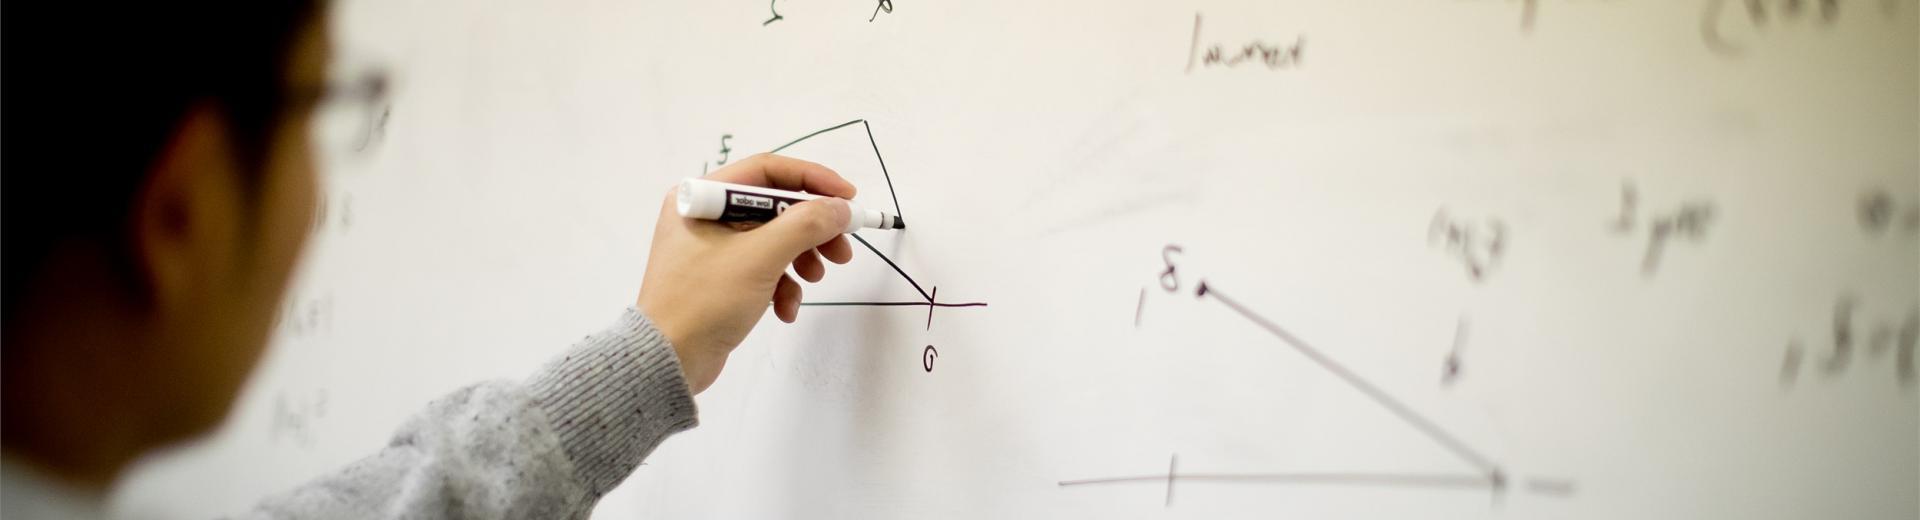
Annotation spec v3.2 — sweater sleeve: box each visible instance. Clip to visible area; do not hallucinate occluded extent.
[234,308,699,520]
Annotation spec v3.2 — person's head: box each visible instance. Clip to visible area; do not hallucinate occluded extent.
[3,1,329,486]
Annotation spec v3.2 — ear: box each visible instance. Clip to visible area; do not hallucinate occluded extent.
[128,103,247,311]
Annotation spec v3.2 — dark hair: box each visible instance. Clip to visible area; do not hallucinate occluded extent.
[1,1,322,316]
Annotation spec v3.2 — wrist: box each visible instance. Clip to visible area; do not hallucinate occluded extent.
[668,342,722,394]
[668,351,714,395]
[639,304,720,394]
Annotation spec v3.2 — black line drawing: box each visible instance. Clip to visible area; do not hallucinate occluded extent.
[1195,281,1501,475]
[756,120,987,318]
[1062,471,1503,490]
[1442,318,1468,386]
[1164,454,1177,506]
[1062,252,1573,505]
[1134,287,1148,328]
[764,0,783,25]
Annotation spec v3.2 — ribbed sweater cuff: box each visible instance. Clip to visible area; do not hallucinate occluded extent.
[526,308,698,496]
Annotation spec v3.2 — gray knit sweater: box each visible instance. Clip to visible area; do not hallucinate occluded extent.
[232,309,698,519]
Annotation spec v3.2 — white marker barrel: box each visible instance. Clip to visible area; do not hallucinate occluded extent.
[676,178,903,233]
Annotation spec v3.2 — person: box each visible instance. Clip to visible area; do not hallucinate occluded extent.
[2,2,859,518]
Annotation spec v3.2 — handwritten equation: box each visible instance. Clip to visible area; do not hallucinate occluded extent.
[1610,182,1716,277]
[311,192,354,235]
[1185,13,1304,73]
[701,133,735,175]
[277,293,335,340]
[269,389,330,448]
[1858,188,1920,237]
[1431,210,1508,283]
[1701,0,1911,56]
[1781,297,1918,387]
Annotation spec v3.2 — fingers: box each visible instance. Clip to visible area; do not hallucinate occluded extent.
[705,153,857,199]
[817,235,853,264]
[772,274,802,323]
[792,249,825,283]
[751,198,850,267]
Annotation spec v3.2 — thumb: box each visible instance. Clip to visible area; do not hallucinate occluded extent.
[749,198,850,267]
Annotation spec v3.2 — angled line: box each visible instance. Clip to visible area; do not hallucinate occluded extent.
[1059,471,1494,490]
[1134,287,1147,327]
[770,119,865,154]
[763,0,783,25]
[1164,454,1178,507]
[926,287,937,330]
[772,120,981,309]
[851,233,932,302]
[1197,281,1501,475]
[765,119,905,220]
[860,120,905,219]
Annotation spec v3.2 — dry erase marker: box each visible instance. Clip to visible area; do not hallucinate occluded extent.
[676,178,906,233]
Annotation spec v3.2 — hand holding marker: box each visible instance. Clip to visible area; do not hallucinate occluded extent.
[677,177,906,232]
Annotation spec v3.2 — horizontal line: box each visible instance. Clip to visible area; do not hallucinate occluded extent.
[1058,472,1493,490]
[801,301,989,308]
[1524,478,1577,496]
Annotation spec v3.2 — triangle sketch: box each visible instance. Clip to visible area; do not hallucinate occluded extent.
[1060,277,1574,505]
[759,119,987,327]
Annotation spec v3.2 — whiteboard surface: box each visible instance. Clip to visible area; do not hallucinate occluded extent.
[113,0,1917,518]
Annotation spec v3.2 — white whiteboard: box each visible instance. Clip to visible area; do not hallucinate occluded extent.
[113,0,1918,518]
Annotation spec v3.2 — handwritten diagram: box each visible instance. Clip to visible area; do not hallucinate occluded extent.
[1063,247,1575,507]
[739,119,988,371]
[1609,181,1716,277]
[1185,13,1306,73]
